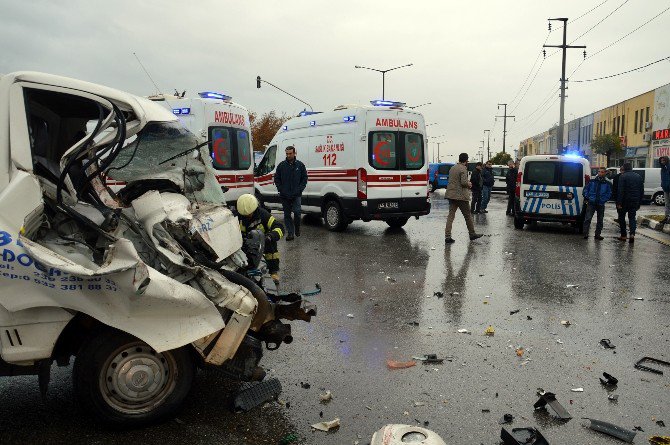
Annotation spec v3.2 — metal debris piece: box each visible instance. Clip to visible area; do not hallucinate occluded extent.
[500,427,549,445]
[233,378,282,412]
[386,359,417,370]
[485,326,495,336]
[634,357,670,375]
[599,372,618,387]
[311,418,340,432]
[599,339,616,349]
[499,414,514,425]
[583,418,636,443]
[566,284,578,288]
[510,309,520,315]
[534,391,572,420]
[319,391,332,403]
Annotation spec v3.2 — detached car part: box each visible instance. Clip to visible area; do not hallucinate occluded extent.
[371,424,447,445]
[583,418,636,443]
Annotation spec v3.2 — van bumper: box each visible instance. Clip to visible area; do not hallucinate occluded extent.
[342,197,431,221]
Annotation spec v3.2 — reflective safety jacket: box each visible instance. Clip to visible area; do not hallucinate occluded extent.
[239,208,284,272]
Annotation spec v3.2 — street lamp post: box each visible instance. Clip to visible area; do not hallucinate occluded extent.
[430,135,446,163]
[354,63,413,100]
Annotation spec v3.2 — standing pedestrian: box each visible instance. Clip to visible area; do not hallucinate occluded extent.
[505,160,517,216]
[470,162,484,214]
[480,161,494,213]
[582,167,612,240]
[274,145,308,241]
[660,155,670,224]
[616,163,644,243]
[444,153,483,243]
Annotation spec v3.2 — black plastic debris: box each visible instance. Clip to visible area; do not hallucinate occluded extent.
[434,291,444,298]
[510,309,520,315]
[527,315,533,320]
[633,426,644,431]
[635,357,670,375]
[499,414,515,425]
[300,382,311,389]
[599,339,616,349]
[534,392,572,420]
[599,372,618,387]
[422,354,444,364]
[408,321,420,326]
[657,420,666,427]
[608,394,619,401]
[583,418,636,443]
[500,427,549,445]
[234,378,282,412]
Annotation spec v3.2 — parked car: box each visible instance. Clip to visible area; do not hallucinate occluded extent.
[606,167,664,205]
[490,164,509,192]
[428,162,454,192]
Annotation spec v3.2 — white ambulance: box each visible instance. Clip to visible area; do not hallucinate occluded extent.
[254,101,431,231]
[107,92,254,206]
[514,154,591,231]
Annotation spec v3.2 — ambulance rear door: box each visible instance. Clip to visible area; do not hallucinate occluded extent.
[396,112,427,202]
[203,101,254,206]
[366,110,402,212]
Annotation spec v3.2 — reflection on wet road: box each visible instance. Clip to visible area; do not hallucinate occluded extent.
[0,192,668,444]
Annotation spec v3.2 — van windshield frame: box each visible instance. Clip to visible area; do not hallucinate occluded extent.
[523,161,584,187]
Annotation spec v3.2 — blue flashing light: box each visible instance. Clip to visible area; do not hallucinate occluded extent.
[563,151,582,158]
[198,91,232,100]
[172,108,181,115]
[344,115,356,122]
[309,121,316,126]
[180,107,190,115]
[282,125,288,131]
[370,100,406,107]
[298,110,321,117]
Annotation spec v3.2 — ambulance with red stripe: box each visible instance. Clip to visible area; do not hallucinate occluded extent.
[254,100,430,231]
[107,92,254,206]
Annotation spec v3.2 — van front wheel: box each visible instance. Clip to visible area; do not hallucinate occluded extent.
[323,200,347,232]
[73,330,194,427]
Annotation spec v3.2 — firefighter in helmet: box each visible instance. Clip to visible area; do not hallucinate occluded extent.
[236,194,284,284]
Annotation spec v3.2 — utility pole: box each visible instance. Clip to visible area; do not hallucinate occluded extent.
[543,18,586,154]
[484,129,491,161]
[479,141,485,162]
[496,104,515,153]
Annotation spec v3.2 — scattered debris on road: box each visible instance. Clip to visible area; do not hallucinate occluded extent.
[635,357,670,375]
[499,414,515,425]
[571,388,584,392]
[560,320,571,326]
[319,391,332,403]
[233,378,282,413]
[607,394,619,401]
[500,427,549,445]
[649,437,670,445]
[599,372,618,387]
[386,359,417,370]
[371,425,447,445]
[485,326,495,336]
[434,291,444,298]
[534,391,572,420]
[583,418,636,443]
[412,354,445,364]
[311,418,340,432]
[457,329,471,334]
[510,309,520,315]
[599,339,616,349]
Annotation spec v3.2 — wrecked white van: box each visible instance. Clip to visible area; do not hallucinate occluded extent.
[0,72,314,426]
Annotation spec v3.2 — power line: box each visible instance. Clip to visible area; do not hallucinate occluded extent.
[516,84,560,122]
[570,0,612,24]
[572,56,670,82]
[569,0,630,44]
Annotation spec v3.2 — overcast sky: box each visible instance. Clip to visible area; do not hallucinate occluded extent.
[1,0,668,161]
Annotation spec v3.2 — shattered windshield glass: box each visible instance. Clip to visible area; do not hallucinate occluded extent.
[108,121,200,181]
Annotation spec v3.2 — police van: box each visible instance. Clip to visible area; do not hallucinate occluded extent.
[107,92,254,206]
[254,101,431,231]
[514,154,591,231]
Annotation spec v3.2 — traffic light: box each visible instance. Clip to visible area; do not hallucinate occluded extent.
[256,76,261,88]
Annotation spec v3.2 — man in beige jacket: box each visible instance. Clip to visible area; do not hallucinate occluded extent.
[445,153,483,243]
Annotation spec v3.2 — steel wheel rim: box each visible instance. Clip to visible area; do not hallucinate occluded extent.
[100,341,177,414]
[326,206,339,227]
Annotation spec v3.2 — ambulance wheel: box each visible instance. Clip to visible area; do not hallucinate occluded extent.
[73,329,194,427]
[513,216,525,230]
[386,217,409,229]
[323,200,347,231]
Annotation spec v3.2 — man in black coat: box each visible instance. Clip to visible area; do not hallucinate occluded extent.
[616,163,644,243]
[274,146,308,240]
[505,160,518,216]
[470,162,484,214]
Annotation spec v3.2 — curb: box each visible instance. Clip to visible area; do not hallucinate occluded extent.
[637,215,670,234]
[612,216,670,246]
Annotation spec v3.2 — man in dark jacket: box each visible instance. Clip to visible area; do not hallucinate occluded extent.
[616,163,644,243]
[505,160,517,216]
[660,155,670,223]
[480,161,495,213]
[470,162,484,214]
[582,167,612,240]
[274,146,308,240]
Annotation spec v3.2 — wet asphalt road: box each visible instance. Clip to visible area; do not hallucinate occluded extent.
[1,192,669,444]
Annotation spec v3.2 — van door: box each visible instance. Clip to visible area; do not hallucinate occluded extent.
[399,132,428,203]
[254,145,278,208]
[367,129,402,211]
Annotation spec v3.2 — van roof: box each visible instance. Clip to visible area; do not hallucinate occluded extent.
[148,94,250,112]
[520,154,590,165]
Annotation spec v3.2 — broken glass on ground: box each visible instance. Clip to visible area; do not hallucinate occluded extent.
[583,418,636,443]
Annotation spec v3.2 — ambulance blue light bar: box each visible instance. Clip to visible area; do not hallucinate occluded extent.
[282,125,288,131]
[173,107,191,115]
[370,100,406,107]
[198,91,232,100]
[343,115,356,122]
[298,110,321,117]
[309,121,316,126]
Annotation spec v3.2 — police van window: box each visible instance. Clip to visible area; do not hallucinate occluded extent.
[209,127,232,169]
[256,145,277,176]
[236,130,251,169]
[560,162,583,186]
[404,133,424,169]
[369,132,397,170]
[524,162,556,185]
[437,164,452,175]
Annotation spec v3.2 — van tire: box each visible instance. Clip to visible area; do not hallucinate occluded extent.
[323,200,347,232]
[513,216,525,230]
[653,192,665,206]
[73,330,194,427]
[386,217,410,229]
